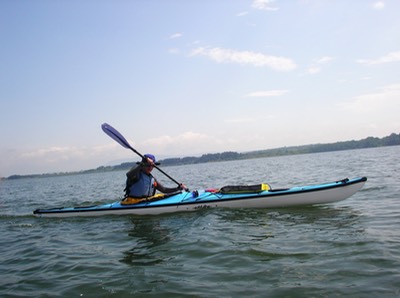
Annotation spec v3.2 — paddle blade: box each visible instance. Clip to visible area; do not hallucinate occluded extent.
[101,123,133,151]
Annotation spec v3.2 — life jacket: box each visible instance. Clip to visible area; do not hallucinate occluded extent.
[126,171,156,197]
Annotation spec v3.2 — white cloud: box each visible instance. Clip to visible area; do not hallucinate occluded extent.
[21,146,84,160]
[20,143,117,160]
[316,56,334,64]
[306,56,334,75]
[372,1,385,10]
[357,51,400,65]
[190,47,296,71]
[224,118,255,124]
[141,132,222,156]
[306,66,321,75]
[245,90,289,97]
[169,33,183,39]
[252,0,279,11]
[0,142,122,176]
[168,48,180,54]
[237,11,249,17]
[338,83,400,113]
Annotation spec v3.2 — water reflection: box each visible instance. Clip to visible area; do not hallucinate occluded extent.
[212,206,365,248]
[120,217,172,266]
[217,205,361,225]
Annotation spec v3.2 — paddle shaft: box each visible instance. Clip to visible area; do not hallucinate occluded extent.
[101,123,186,189]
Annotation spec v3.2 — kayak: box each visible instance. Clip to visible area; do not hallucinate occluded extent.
[33,177,367,218]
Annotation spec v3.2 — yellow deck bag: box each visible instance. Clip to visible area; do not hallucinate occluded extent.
[121,193,165,205]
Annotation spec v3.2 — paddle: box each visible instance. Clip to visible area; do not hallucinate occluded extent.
[101,123,188,191]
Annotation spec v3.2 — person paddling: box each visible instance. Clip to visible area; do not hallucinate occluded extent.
[125,154,186,198]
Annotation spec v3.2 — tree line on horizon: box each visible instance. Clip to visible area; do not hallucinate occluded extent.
[5,132,400,180]
[159,132,400,166]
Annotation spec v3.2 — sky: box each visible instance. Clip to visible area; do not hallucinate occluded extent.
[1,0,399,177]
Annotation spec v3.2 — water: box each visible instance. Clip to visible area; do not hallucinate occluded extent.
[1,146,399,297]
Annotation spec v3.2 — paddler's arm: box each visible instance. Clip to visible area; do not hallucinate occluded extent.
[155,180,187,193]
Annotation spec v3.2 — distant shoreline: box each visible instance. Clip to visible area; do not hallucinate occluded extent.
[3,132,399,180]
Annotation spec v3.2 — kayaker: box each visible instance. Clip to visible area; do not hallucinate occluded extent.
[124,154,186,198]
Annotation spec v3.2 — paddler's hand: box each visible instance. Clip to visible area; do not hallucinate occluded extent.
[178,183,189,192]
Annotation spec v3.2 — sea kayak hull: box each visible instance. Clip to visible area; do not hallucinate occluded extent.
[33,177,367,218]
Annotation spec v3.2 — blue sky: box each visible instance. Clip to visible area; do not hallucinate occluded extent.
[1,0,399,177]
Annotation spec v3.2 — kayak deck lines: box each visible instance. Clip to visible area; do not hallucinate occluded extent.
[33,177,367,217]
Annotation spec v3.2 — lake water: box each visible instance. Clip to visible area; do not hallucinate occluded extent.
[1,146,399,297]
